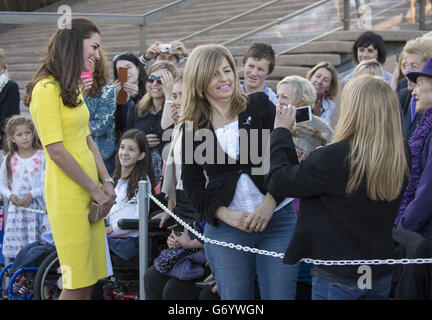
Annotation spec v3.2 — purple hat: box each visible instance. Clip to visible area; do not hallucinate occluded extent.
[406,56,432,83]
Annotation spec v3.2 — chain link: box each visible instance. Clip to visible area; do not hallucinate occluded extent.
[149,193,432,265]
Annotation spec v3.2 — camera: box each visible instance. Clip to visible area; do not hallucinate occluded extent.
[295,105,312,124]
[159,43,173,53]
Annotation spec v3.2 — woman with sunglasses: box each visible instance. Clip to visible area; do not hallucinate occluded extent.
[112,51,147,142]
[126,61,179,190]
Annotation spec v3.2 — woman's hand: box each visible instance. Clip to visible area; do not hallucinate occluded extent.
[170,40,188,57]
[146,133,160,149]
[243,193,276,233]
[102,182,116,204]
[113,80,122,95]
[167,231,181,248]
[215,207,249,232]
[90,187,113,219]
[81,75,93,97]
[19,193,34,208]
[161,71,174,100]
[151,211,171,228]
[9,194,20,206]
[274,104,297,135]
[122,82,139,99]
[172,229,193,249]
[144,41,161,61]
[170,103,181,124]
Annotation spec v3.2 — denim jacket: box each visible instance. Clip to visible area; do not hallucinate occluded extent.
[85,83,117,160]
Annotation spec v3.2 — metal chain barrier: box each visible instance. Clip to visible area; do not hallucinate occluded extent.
[149,193,432,266]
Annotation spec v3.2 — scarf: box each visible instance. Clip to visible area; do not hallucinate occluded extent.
[0,73,9,94]
[395,107,432,226]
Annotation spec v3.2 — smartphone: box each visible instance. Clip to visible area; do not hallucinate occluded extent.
[88,201,101,223]
[118,67,128,84]
[295,105,312,124]
[81,67,92,80]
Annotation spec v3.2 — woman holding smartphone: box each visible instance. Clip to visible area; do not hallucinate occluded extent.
[25,17,116,300]
[180,44,299,300]
[266,75,407,300]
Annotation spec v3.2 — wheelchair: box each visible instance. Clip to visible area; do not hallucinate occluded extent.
[0,208,172,300]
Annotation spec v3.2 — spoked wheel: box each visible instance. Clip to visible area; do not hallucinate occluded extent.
[33,251,61,300]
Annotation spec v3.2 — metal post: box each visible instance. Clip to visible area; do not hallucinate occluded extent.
[344,0,350,31]
[418,0,426,30]
[140,17,146,55]
[138,180,150,300]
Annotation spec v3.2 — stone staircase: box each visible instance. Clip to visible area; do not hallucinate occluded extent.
[0,0,318,110]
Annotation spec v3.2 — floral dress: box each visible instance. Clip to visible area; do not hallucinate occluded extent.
[0,150,46,258]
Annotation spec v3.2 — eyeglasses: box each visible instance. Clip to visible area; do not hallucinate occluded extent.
[147,74,162,85]
[112,51,135,62]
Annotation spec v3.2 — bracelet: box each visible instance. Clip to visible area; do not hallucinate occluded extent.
[165,99,174,104]
[103,177,115,185]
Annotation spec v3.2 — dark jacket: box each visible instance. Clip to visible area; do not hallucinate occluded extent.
[397,132,432,247]
[0,80,20,146]
[181,92,281,226]
[265,128,405,279]
[390,228,432,300]
[126,104,167,155]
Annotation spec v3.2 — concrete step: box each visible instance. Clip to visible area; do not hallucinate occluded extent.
[276,53,341,67]
[287,41,354,54]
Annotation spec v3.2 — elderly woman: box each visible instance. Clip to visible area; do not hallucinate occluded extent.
[277,75,333,141]
[353,59,385,78]
[395,57,432,248]
[306,62,338,127]
[342,31,392,88]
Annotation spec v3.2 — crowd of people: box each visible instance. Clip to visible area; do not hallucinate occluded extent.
[0,16,432,300]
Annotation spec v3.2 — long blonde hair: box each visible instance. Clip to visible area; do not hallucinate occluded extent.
[180,44,248,131]
[332,75,407,201]
[136,61,178,117]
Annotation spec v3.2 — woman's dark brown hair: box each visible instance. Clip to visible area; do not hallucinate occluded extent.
[86,48,109,98]
[24,17,100,108]
[112,129,155,200]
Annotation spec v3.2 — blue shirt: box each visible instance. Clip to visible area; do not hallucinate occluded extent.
[241,83,277,106]
[84,83,117,160]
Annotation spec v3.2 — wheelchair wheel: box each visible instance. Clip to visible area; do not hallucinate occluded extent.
[33,251,61,300]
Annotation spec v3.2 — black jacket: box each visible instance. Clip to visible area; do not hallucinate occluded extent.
[0,80,20,146]
[265,128,405,279]
[181,92,281,226]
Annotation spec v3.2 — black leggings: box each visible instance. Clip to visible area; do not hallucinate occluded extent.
[144,265,203,300]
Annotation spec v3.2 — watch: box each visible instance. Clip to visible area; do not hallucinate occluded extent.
[104,177,115,185]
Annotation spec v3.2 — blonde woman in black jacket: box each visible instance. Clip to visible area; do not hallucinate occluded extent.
[266,75,407,300]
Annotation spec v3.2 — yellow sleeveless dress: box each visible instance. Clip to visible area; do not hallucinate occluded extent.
[30,77,108,289]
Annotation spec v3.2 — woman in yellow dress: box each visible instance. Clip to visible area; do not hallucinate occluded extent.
[24,17,116,300]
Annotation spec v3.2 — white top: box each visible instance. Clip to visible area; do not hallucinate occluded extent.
[0,150,46,212]
[214,120,292,213]
[320,97,336,127]
[106,178,139,238]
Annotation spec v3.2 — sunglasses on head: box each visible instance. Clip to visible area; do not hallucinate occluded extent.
[147,74,162,85]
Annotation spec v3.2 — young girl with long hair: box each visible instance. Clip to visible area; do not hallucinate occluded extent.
[0,115,45,259]
[105,128,154,239]
[266,75,407,300]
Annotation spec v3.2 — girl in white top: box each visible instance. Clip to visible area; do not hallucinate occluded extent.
[105,128,154,238]
[0,115,46,259]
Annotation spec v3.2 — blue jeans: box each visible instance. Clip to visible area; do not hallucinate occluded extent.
[204,202,299,300]
[312,273,392,300]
